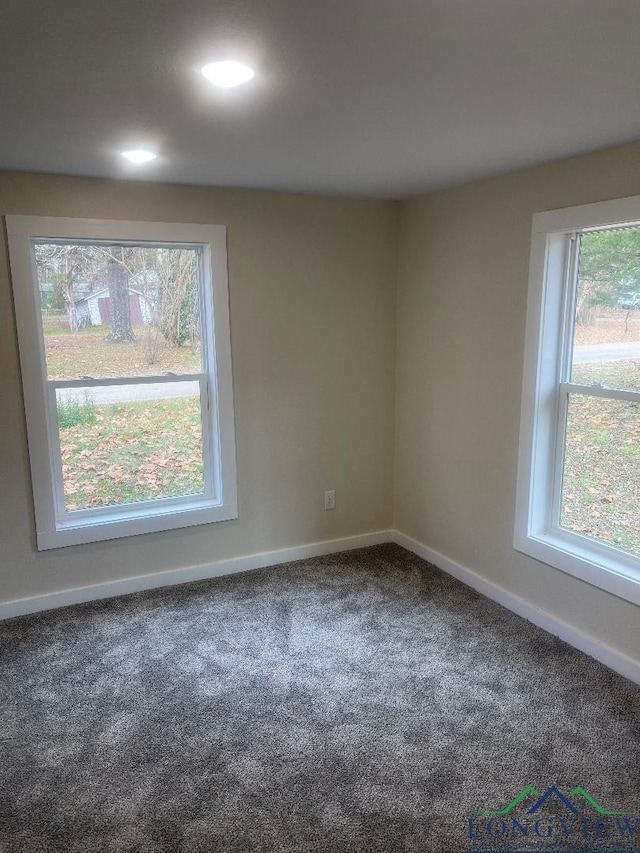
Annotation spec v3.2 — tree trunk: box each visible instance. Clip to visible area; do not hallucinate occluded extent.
[575,303,596,326]
[64,252,78,332]
[104,247,136,344]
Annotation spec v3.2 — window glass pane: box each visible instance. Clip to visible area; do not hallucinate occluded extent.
[35,243,202,379]
[571,226,640,392]
[56,382,204,511]
[561,394,640,556]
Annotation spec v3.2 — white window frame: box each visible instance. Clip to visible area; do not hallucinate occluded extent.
[515,195,640,607]
[7,216,238,550]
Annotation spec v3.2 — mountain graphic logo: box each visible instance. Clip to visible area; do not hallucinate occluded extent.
[476,785,630,816]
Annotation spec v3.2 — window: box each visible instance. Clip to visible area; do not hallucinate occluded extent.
[515,195,640,606]
[7,217,237,549]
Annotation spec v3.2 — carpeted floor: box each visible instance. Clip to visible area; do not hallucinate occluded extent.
[0,544,638,852]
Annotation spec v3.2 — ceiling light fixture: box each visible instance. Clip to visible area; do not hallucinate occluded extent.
[201,61,255,89]
[121,149,157,164]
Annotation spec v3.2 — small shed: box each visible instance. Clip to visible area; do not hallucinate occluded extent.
[75,288,151,328]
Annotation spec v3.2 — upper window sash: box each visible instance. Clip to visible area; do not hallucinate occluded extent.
[32,238,208,382]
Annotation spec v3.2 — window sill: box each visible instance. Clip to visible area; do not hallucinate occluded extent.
[514,528,640,607]
[37,498,238,550]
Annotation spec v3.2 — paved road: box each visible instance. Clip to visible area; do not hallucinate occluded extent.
[58,381,199,405]
[573,341,640,364]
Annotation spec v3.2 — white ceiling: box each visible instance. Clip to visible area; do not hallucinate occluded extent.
[2,0,640,198]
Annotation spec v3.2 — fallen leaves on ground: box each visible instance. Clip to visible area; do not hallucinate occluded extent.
[60,398,204,511]
[44,326,201,379]
[562,388,640,555]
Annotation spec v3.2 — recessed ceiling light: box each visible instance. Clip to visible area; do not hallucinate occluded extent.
[200,61,255,89]
[121,149,157,164]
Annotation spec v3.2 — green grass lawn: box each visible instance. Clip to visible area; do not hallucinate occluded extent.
[59,397,203,511]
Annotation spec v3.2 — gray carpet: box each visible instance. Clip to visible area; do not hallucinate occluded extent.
[0,544,638,852]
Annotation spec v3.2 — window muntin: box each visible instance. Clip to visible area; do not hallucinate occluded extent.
[7,217,237,550]
[515,197,640,607]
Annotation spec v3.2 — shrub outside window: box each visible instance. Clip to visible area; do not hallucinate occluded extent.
[7,217,237,549]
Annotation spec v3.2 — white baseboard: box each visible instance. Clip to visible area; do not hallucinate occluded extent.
[391,530,640,687]
[3,527,638,686]
[0,530,392,621]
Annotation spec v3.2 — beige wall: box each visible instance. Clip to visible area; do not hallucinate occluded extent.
[2,144,639,664]
[394,141,640,662]
[0,172,398,604]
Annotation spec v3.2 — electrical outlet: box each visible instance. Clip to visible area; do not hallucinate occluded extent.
[324,490,336,511]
